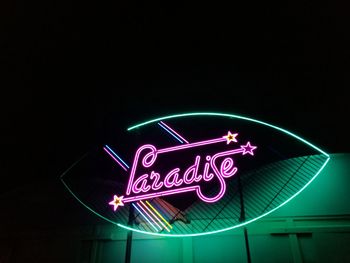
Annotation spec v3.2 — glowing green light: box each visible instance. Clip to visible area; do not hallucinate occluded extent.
[127,112,329,158]
[62,112,330,237]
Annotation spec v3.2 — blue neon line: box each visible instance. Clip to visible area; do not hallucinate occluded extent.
[103,147,128,171]
[105,145,130,168]
[132,203,158,231]
[158,122,183,143]
[158,123,184,144]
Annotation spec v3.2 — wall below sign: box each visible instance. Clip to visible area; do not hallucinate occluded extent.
[271,153,350,217]
[2,215,349,263]
[65,215,348,263]
[0,154,349,263]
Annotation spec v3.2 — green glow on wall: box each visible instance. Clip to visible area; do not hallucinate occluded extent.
[116,157,330,237]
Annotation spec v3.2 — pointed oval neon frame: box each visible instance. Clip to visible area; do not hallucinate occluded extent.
[61,112,330,237]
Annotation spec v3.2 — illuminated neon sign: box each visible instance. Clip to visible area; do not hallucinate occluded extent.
[108,133,256,209]
[61,112,330,237]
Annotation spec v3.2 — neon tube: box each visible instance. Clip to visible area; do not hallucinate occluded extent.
[103,147,128,171]
[105,145,130,168]
[139,200,170,232]
[125,140,256,203]
[146,200,173,229]
[126,137,227,195]
[132,203,159,231]
[158,122,184,143]
[103,147,168,228]
[158,137,226,154]
[124,186,198,203]
[134,203,162,230]
[159,121,189,144]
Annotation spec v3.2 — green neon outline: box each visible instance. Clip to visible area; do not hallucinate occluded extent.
[127,112,329,157]
[62,112,330,237]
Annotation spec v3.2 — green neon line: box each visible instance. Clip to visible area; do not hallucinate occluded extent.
[63,112,331,237]
[60,152,89,179]
[127,112,329,157]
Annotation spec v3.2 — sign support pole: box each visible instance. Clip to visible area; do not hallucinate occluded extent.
[238,172,252,263]
[125,204,134,263]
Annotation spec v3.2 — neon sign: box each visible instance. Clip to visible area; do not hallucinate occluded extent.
[108,134,257,209]
[61,112,330,237]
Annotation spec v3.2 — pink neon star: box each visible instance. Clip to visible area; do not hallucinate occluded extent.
[240,142,257,156]
[109,195,124,211]
[223,131,238,144]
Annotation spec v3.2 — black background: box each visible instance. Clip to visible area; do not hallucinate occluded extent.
[1,0,349,194]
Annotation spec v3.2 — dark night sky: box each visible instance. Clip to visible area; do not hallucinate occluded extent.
[1,0,349,194]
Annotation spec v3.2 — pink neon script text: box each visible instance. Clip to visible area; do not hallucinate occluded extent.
[122,137,256,203]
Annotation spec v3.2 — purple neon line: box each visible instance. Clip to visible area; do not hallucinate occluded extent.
[132,203,159,231]
[103,147,128,171]
[126,145,155,195]
[126,137,227,195]
[125,147,245,203]
[154,121,187,225]
[160,121,189,144]
[124,186,197,203]
[212,148,244,160]
[125,135,254,203]
[158,122,184,144]
[157,137,226,154]
[158,122,183,144]
[134,202,162,230]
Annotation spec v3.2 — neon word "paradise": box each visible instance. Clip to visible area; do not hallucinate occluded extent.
[112,135,257,207]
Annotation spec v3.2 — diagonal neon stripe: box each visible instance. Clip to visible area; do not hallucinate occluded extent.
[134,203,162,230]
[160,121,189,144]
[146,200,173,229]
[105,145,130,168]
[103,147,128,171]
[158,122,184,143]
[151,199,173,218]
[139,201,170,232]
[132,203,159,231]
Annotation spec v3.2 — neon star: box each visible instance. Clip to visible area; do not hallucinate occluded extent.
[241,141,257,156]
[109,195,124,211]
[223,131,238,144]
